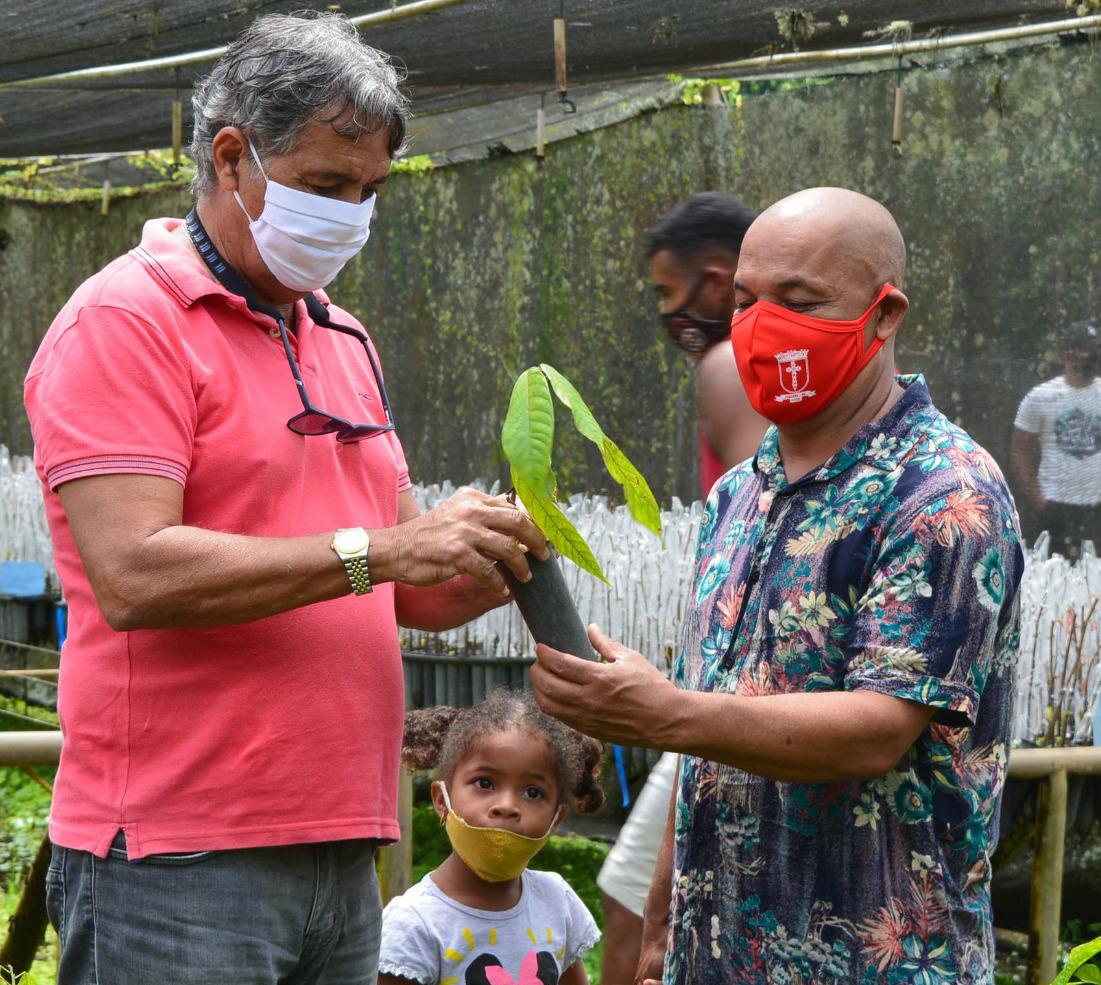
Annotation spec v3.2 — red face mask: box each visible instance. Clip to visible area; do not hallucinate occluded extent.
[730,284,895,425]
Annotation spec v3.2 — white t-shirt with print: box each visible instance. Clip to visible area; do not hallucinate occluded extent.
[380,870,600,985]
[1014,376,1101,505]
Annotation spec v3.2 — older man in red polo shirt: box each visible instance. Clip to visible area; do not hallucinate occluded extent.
[24,13,546,985]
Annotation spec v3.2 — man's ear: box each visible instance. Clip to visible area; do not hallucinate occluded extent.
[874,288,909,343]
[430,780,448,822]
[701,263,736,291]
[700,263,736,313]
[210,126,250,194]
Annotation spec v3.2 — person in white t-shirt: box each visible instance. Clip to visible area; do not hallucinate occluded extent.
[380,690,602,985]
[1012,320,1101,558]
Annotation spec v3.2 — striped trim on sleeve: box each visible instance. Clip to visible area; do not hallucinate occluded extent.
[47,455,189,491]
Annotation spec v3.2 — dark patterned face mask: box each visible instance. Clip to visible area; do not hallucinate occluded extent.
[661,275,731,354]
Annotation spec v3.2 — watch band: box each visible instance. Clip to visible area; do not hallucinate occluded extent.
[342,554,373,596]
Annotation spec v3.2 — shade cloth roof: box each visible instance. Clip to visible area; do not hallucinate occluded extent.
[0,0,1086,158]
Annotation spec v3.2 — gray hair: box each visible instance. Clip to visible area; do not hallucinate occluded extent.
[190,11,408,196]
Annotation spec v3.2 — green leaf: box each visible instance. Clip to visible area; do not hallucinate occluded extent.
[1075,964,1101,985]
[1055,939,1101,985]
[502,368,555,496]
[539,364,662,536]
[602,437,663,536]
[540,364,605,445]
[512,468,608,584]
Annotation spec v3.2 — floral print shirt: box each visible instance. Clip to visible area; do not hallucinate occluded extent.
[668,377,1023,985]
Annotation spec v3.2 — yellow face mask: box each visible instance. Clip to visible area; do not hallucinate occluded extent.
[439,783,561,883]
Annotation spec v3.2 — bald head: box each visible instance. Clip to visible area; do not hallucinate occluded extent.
[733,187,910,388]
[744,187,906,291]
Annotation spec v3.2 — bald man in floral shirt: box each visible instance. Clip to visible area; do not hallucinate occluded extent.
[533,188,1022,985]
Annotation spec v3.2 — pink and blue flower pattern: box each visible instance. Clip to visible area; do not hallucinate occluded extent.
[668,377,1023,985]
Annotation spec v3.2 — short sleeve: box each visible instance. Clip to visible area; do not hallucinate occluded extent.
[388,430,412,493]
[843,488,1023,727]
[379,896,440,985]
[356,321,410,494]
[1013,387,1043,433]
[559,878,601,968]
[25,306,196,491]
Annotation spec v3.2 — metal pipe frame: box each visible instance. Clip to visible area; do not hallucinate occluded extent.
[1005,748,1101,985]
[0,734,1094,977]
[0,0,480,91]
[1008,746,1101,780]
[695,13,1101,76]
[0,731,62,766]
[3,9,1100,93]
[1028,768,1068,985]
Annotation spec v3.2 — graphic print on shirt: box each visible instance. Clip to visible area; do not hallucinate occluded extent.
[466,951,559,985]
[1054,406,1101,460]
[442,927,565,985]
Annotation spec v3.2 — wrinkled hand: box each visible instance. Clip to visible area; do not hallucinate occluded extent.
[389,488,548,595]
[532,625,677,746]
[634,925,669,985]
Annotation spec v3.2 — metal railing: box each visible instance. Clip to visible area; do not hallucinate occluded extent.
[0,731,60,766]
[1007,747,1101,985]
[1,734,1098,981]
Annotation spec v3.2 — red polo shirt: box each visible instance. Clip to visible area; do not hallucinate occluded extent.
[24,218,411,859]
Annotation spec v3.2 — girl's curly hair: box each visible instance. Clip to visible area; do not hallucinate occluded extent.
[402,688,604,814]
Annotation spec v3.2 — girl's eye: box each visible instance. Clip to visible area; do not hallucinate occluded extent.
[524,786,546,800]
[473,777,494,791]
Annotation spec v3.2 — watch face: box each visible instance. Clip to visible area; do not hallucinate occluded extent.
[334,528,369,554]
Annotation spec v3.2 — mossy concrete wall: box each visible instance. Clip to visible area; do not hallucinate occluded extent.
[0,187,190,462]
[2,41,1098,510]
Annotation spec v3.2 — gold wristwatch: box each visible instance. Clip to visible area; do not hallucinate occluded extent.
[331,527,373,595]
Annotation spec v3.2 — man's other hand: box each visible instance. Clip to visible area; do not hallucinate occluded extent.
[634,929,668,985]
[532,625,676,746]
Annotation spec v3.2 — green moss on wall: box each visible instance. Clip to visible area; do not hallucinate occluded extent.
[2,40,1098,510]
[714,41,1100,489]
[0,189,190,463]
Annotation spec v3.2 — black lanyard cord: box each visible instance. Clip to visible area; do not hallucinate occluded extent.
[185,207,339,332]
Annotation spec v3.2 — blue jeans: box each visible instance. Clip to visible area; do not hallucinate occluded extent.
[45,834,381,985]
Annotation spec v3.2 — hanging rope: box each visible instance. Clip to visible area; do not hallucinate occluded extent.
[892,55,905,157]
[554,0,576,114]
[171,66,183,169]
[100,159,112,217]
[536,91,547,159]
[880,22,913,158]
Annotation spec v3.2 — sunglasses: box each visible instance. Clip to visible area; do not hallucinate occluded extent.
[283,294,396,443]
[186,208,395,444]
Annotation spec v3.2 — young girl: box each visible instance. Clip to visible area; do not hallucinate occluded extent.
[379,688,604,985]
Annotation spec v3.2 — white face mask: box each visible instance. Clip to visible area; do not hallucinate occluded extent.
[233,141,375,293]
